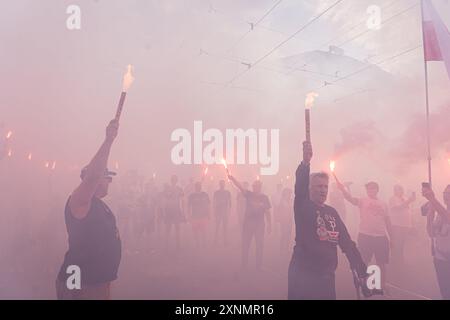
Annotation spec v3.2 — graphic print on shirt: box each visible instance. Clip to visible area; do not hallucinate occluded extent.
[325,214,339,243]
[316,213,329,241]
[316,211,340,243]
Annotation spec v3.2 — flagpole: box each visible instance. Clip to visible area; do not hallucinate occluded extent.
[420,0,433,186]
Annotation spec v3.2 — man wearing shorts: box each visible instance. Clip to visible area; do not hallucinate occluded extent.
[338,181,393,291]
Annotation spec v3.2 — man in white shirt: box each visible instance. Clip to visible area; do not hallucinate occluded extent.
[389,185,415,263]
[338,181,394,292]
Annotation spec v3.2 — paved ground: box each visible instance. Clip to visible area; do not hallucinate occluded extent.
[0,219,442,300]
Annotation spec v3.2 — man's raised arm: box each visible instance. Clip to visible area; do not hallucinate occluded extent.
[69,119,119,219]
[295,141,312,204]
[228,175,246,194]
[423,186,450,220]
[337,182,360,207]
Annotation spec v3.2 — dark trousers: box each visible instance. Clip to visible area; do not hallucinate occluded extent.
[241,219,265,269]
[434,258,450,300]
[288,257,336,300]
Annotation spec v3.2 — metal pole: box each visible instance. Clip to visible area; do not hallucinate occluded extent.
[420,0,433,185]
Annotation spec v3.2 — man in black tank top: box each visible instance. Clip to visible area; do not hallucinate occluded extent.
[56,119,121,300]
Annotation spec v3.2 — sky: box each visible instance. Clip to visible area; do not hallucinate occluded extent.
[1,0,450,195]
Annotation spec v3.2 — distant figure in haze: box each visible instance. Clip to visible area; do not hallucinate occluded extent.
[56,119,121,300]
[271,183,284,237]
[236,181,250,229]
[184,178,195,211]
[389,185,415,263]
[338,180,393,292]
[288,141,368,300]
[188,182,211,248]
[213,180,232,246]
[155,184,169,243]
[277,188,294,253]
[137,179,159,252]
[162,175,185,252]
[423,184,450,300]
[228,175,272,270]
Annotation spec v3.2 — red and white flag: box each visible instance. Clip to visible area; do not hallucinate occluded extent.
[422,0,450,79]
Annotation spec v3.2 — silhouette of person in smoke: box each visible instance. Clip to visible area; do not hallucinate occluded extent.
[213,180,232,246]
[188,182,210,248]
[162,175,184,252]
[228,175,272,270]
[56,119,121,300]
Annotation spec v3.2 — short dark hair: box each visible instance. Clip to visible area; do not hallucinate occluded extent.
[365,181,379,189]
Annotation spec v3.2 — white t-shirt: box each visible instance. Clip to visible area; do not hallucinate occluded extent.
[389,196,412,228]
[358,197,389,237]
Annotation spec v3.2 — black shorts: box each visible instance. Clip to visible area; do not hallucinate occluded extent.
[357,233,390,265]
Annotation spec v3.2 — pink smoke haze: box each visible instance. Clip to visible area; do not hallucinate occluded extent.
[0,0,450,301]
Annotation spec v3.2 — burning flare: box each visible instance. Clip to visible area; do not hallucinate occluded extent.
[305,92,319,110]
[6,131,12,139]
[221,159,228,170]
[52,161,57,170]
[330,160,336,172]
[122,65,135,92]
[28,153,32,161]
[7,149,12,157]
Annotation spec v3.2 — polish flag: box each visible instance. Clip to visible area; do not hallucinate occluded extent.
[422,0,450,79]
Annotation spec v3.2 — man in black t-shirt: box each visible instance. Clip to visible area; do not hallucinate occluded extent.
[288,141,369,300]
[229,176,272,270]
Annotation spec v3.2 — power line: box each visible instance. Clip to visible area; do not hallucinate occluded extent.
[284,0,403,73]
[323,0,401,49]
[311,44,422,93]
[202,1,422,98]
[226,0,345,85]
[200,44,421,99]
[331,44,421,84]
[199,47,328,81]
[227,0,284,52]
[281,0,414,78]
[336,2,419,47]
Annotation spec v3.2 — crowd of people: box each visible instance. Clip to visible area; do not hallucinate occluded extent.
[1,119,449,300]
